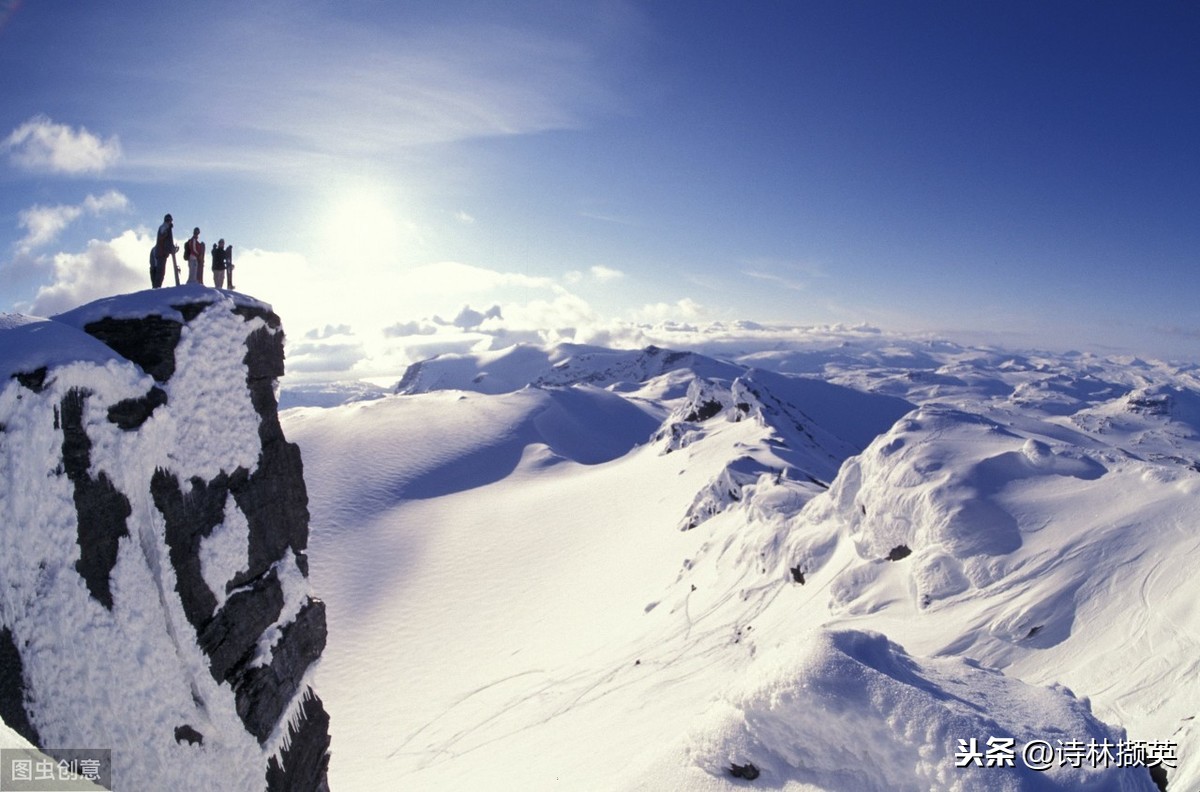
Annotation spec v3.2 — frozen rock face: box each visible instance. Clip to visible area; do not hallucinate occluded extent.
[0,291,330,791]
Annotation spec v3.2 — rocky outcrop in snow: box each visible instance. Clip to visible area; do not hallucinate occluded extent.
[0,290,330,791]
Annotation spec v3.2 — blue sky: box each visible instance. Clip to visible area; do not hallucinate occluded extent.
[2,0,1199,378]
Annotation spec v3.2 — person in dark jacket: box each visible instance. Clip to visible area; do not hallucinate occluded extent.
[152,213,178,288]
[212,239,228,288]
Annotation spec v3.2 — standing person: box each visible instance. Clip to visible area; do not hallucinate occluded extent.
[153,213,178,288]
[185,227,206,284]
[226,244,234,289]
[212,238,227,288]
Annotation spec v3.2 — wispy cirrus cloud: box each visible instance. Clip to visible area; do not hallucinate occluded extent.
[741,258,827,292]
[122,6,640,182]
[3,115,122,174]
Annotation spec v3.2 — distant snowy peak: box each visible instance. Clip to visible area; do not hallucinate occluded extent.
[393,340,919,535]
[0,288,330,791]
[394,342,741,395]
[655,369,914,531]
[534,344,742,391]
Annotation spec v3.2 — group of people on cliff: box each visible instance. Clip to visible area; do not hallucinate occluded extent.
[150,213,235,289]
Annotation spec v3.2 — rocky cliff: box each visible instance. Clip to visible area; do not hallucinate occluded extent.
[0,289,330,791]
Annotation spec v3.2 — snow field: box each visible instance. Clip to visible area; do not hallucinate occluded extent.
[287,338,1194,790]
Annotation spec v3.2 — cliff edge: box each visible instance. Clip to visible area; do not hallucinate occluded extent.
[0,288,330,791]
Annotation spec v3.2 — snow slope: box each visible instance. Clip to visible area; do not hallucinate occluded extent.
[287,338,1193,790]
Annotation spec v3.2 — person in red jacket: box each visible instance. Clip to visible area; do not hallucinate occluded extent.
[184,227,206,285]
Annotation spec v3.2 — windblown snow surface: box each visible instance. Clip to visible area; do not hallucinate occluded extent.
[285,335,1197,791]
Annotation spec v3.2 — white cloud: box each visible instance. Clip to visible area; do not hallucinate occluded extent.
[82,191,130,213]
[3,116,122,174]
[436,304,503,329]
[383,320,439,338]
[17,205,81,251]
[566,265,625,284]
[522,293,597,328]
[305,324,355,340]
[633,297,704,323]
[27,230,147,317]
[590,265,624,282]
[406,261,560,294]
[286,341,367,374]
[17,191,130,251]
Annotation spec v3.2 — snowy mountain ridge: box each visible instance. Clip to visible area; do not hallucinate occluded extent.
[286,336,1197,789]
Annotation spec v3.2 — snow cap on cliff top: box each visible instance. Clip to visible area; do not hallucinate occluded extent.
[0,287,274,382]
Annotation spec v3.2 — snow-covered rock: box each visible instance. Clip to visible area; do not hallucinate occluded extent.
[0,288,330,791]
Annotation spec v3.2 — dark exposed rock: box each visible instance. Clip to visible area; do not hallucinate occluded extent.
[244,323,287,386]
[60,388,131,610]
[108,386,168,430]
[13,367,48,393]
[151,469,236,630]
[234,304,283,331]
[1149,763,1168,791]
[198,568,285,685]
[236,598,327,743]
[685,398,725,423]
[790,566,806,584]
[0,626,40,746]
[176,303,208,322]
[228,425,312,582]
[886,545,913,562]
[229,323,312,581]
[174,724,204,746]
[265,687,332,792]
[729,762,760,780]
[83,314,182,382]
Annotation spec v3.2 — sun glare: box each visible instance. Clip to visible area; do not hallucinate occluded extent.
[318,185,407,269]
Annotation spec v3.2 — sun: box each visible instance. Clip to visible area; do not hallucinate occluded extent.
[318,184,409,269]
